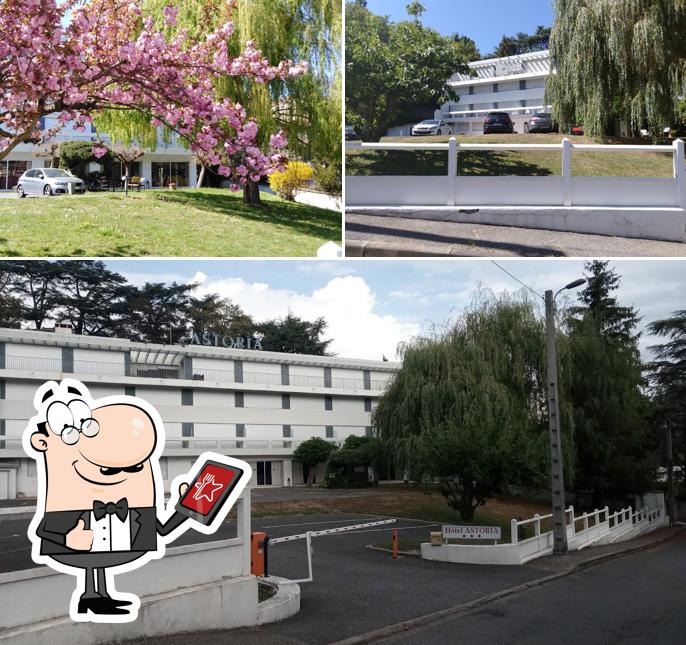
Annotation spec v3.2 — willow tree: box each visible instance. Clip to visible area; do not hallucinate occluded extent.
[547,0,686,138]
[97,0,341,204]
[373,293,575,520]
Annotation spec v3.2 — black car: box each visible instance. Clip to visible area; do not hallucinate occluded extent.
[528,112,558,134]
[483,112,515,134]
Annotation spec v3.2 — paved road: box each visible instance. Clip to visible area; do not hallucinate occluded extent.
[379,530,686,645]
[119,512,554,645]
[345,213,686,257]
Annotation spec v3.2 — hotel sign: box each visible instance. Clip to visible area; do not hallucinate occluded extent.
[442,525,502,541]
[190,331,263,350]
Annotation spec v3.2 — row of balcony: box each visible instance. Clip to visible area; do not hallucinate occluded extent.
[2,354,390,392]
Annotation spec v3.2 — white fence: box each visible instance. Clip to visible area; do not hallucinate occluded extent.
[421,503,667,566]
[346,138,686,242]
[346,138,686,209]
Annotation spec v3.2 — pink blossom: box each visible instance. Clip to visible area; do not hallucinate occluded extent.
[163,6,178,26]
[0,0,309,187]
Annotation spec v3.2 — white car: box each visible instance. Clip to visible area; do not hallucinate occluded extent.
[16,168,86,197]
[411,120,448,136]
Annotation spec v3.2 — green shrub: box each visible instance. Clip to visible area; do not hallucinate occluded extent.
[313,160,342,195]
[268,161,313,201]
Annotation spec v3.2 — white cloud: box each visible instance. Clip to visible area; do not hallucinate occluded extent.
[195,275,419,361]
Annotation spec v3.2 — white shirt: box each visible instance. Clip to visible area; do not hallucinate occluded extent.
[89,510,132,552]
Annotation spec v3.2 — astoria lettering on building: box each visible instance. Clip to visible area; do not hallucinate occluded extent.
[190,331,263,350]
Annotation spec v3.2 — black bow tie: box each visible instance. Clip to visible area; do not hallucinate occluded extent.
[93,498,129,522]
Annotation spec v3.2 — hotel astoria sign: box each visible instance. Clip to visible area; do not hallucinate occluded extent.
[190,331,263,350]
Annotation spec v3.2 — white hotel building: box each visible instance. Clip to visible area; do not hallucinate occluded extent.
[388,49,553,137]
[0,327,399,500]
[0,115,198,192]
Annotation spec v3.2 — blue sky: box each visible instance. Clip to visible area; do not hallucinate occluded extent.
[105,259,685,362]
[362,0,554,55]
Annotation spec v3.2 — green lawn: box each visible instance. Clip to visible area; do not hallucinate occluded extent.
[0,188,341,257]
[346,133,676,178]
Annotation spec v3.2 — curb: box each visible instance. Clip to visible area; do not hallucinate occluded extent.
[331,526,684,645]
[346,240,471,257]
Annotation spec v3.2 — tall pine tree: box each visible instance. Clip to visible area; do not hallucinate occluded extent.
[565,261,654,507]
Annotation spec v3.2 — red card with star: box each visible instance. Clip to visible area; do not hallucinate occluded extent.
[179,461,241,518]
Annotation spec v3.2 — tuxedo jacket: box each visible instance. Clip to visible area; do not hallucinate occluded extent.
[36,506,175,556]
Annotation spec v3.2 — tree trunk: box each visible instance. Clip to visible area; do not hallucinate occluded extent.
[196,165,206,189]
[242,180,262,206]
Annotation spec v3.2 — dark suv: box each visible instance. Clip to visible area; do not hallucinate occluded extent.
[483,112,515,134]
[528,112,558,133]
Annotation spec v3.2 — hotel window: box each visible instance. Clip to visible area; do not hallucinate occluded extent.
[236,423,245,438]
[469,86,474,95]
[182,422,194,448]
[281,364,290,385]
[493,83,499,93]
[493,102,499,109]
[1,160,31,190]
[520,100,528,108]
[326,425,334,439]
[181,389,193,405]
[324,367,332,388]
[0,419,4,449]
[364,398,372,412]
[469,104,474,112]
[365,426,373,438]
[62,347,74,373]
[282,393,290,409]
[283,424,292,438]
[234,360,244,383]
[151,161,189,188]
[0,342,4,369]
[0,380,4,399]
[124,385,135,396]
[519,79,527,90]
[324,395,333,411]
[27,459,36,478]
[235,391,244,407]
[363,370,371,390]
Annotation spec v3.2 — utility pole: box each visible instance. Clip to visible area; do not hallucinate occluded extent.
[666,421,675,527]
[545,289,568,554]
[545,277,586,555]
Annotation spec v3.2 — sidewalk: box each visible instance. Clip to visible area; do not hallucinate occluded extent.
[345,212,686,257]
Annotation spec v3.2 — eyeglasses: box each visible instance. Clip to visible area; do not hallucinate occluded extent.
[47,400,101,445]
[60,418,101,445]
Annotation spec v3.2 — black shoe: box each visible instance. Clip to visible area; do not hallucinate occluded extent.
[77,597,131,615]
[98,594,133,607]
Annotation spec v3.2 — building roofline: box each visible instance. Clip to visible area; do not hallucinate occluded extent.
[0,327,401,371]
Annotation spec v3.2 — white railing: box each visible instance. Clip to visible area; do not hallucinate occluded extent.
[2,354,389,392]
[422,503,668,566]
[346,137,686,210]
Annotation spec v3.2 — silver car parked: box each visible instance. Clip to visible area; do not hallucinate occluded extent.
[16,168,86,197]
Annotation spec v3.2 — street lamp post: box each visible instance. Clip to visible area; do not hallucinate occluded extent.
[545,278,586,555]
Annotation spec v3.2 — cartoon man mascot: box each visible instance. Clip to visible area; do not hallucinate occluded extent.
[23,378,251,623]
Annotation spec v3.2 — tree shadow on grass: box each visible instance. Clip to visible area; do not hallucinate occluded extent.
[346,150,555,177]
[149,190,341,240]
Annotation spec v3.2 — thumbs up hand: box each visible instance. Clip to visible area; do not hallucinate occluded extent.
[66,519,94,551]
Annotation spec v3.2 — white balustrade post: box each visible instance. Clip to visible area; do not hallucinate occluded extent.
[447,137,458,207]
[511,518,519,545]
[583,513,589,532]
[567,506,575,536]
[673,139,686,208]
[534,513,541,551]
[561,138,573,206]
[238,487,252,576]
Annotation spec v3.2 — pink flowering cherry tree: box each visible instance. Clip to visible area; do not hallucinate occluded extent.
[0,0,308,203]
